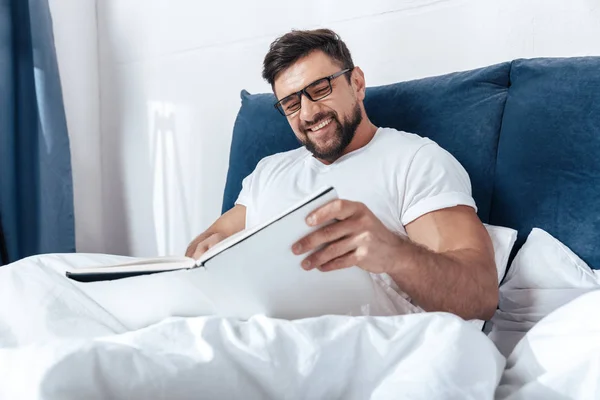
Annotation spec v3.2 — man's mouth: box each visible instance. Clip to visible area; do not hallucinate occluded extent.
[307,118,333,132]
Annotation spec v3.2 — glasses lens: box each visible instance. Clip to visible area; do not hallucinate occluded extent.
[278,94,301,115]
[306,78,332,100]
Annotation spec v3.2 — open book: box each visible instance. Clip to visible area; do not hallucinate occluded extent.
[67,186,338,282]
[66,187,381,319]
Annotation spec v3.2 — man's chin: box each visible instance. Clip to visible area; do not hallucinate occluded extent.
[303,129,347,160]
[309,143,345,161]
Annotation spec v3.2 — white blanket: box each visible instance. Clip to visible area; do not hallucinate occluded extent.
[497,290,600,399]
[0,254,505,399]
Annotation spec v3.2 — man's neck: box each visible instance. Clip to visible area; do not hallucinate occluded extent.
[316,118,379,165]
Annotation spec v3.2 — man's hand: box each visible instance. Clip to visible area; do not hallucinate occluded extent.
[291,199,404,273]
[184,204,246,259]
[185,232,226,259]
[292,199,497,320]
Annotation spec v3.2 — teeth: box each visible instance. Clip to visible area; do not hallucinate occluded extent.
[310,119,332,132]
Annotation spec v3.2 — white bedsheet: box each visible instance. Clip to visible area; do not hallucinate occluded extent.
[497,289,600,399]
[0,254,505,399]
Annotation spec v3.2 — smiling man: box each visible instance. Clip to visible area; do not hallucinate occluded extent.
[186,29,498,321]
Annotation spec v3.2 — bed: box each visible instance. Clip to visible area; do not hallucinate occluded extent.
[1,57,599,399]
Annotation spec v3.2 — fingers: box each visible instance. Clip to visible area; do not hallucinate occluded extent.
[190,233,224,260]
[185,238,202,258]
[319,250,359,272]
[293,218,358,255]
[300,235,358,270]
[306,199,363,227]
[192,243,209,260]
[302,231,377,272]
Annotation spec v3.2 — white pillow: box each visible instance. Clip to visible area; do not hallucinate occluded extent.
[468,224,518,330]
[484,224,518,284]
[488,228,600,356]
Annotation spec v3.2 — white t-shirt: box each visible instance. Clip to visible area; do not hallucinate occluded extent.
[235,127,476,314]
[236,127,476,232]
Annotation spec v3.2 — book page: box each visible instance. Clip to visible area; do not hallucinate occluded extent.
[195,229,250,265]
[70,256,195,274]
[196,186,334,266]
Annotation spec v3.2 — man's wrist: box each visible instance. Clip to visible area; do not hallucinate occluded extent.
[386,235,411,276]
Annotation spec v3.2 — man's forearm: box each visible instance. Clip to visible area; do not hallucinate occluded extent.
[387,240,498,320]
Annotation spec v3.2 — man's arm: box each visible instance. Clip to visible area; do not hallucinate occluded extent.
[291,200,498,321]
[185,204,246,258]
[389,205,498,320]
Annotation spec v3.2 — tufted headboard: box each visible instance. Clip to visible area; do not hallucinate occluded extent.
[222,58,600,269]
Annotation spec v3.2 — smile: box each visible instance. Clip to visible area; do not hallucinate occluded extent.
[309,119,332,132]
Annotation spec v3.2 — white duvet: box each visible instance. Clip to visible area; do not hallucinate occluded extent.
[0,254,504,399]
[497,289,600,400]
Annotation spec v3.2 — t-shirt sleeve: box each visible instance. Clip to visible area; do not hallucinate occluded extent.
[234,170,255,208]
[400,143,477,226]
[234,157,269,209]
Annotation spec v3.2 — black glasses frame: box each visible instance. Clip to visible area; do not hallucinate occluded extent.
[274,68,353,116]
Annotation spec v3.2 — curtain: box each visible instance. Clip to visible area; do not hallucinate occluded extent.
[0,0,75,264]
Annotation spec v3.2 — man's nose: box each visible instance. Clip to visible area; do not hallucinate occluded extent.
[299,94,320,123]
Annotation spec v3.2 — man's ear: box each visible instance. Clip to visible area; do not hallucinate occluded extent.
[351,67,367,101]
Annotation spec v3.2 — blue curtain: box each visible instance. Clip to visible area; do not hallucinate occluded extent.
[0,0,75,263]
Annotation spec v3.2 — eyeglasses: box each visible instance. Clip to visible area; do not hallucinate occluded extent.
[274,68,353,116]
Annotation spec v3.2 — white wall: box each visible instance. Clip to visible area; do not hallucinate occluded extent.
[55,0,600,257]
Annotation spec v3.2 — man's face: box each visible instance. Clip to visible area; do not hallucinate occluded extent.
[273,51,363,162]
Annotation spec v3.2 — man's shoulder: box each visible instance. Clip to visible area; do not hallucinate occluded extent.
[374,127,436,156]
[376,128,465,172]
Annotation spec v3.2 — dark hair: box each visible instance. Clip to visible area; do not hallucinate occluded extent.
[262,29,354,88]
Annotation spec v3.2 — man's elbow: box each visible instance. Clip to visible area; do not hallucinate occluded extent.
[472,255,500,321]
[478,282,499,321]
[459,275,498,321]
[457,289,497,321]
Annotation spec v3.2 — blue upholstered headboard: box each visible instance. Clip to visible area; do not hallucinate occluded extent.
[222,58,600,269]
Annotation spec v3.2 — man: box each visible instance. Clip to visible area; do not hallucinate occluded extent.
[186,29,498,321]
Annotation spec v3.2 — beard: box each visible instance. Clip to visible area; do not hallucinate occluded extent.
[298,102,363,162]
